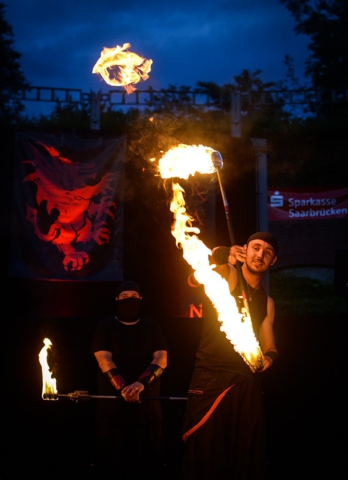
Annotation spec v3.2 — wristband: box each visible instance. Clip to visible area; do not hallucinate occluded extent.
[104,368,125,390]
[138,364,163,389]
[263,351,278,361]
[211,246,230,265]
[104,368,120,380]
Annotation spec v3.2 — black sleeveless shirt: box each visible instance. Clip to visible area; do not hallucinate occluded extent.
[194,281,268,375]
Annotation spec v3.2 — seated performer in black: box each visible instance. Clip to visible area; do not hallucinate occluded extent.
[91,281,168,478]
[182,232,279,480]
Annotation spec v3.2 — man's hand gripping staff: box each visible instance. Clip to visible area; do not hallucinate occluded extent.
[104,364,164,403]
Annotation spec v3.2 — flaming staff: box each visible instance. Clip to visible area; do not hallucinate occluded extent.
[157,144,263,371]
[38,339,186,401]
[92,42,152,93]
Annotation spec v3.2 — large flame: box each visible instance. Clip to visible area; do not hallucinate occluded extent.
[158,144,263,371]
[92,42,152,93]
[158,144,217,179]
[38,338,58,400]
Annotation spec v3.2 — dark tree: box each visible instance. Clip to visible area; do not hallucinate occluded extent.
[0,2,29,125]
[280,0,348,92]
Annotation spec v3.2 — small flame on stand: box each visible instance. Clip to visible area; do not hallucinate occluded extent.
[158,144,263,371]
[38,338,58,400]
[92,42,152,94]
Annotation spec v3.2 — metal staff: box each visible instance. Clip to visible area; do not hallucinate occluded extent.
[211,151,251,316]
[43,391,188,402]
[211,150,263,371]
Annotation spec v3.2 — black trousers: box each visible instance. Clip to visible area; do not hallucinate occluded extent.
[182,371,266,480]
[94,405,164,478]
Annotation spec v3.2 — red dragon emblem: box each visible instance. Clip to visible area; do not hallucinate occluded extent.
[22,140,121,272]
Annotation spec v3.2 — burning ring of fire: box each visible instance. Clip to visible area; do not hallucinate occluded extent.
[92,42,153,94]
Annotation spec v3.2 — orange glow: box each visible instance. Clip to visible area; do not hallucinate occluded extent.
[38,338,58,400]
[158,144,263,371]
[92,42,152,93]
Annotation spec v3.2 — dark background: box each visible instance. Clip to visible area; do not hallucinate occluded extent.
[2,128,346,479]
[5,313,346,479]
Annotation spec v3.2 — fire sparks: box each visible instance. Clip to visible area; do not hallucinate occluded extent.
[158,144,263,371]
[38,338,58,400]
[92,42,152,93]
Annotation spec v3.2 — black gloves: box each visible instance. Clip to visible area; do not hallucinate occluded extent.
[138,364,163,389]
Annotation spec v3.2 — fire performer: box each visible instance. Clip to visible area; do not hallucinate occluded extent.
[91,281,168,477]
[182,232,279,480]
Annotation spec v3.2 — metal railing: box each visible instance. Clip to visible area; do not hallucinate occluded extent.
[17,85,348,107]
[16,86,348,132]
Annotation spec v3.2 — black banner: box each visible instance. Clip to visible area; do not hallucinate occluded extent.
[9,132,125,280]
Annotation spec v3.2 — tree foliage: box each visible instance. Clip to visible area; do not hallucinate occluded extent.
[0,2,29,125]
[270,272,346,315]
[280,0,348,91]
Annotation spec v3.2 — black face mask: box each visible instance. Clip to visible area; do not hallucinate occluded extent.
[116,297,142,323]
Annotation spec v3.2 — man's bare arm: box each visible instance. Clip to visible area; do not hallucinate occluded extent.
[211,245,246,293]
[151,349,168,369]
[94,350,117,372]
[94,350,125,389]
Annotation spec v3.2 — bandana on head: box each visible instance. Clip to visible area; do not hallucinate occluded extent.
[247,232,278,255]
[116,281,141,297]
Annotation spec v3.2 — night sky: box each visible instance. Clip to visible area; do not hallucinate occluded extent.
[6,1,310,104]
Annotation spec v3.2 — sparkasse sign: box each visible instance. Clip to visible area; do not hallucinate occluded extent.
[268,187,348,221]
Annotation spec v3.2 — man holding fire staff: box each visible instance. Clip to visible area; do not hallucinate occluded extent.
[91,280,168,478]
[182,231,279,479]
